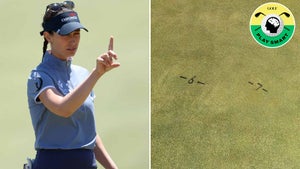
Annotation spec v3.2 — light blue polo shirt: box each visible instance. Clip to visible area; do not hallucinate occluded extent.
[27,51,97,150]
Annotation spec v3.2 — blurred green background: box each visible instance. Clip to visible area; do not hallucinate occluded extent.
[0,0,149,168]
[152,0,300,168]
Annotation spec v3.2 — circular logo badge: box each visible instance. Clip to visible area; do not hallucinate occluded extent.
[250,2,295,48]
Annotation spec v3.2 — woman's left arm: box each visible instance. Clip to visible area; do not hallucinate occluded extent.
[94,135,118,169]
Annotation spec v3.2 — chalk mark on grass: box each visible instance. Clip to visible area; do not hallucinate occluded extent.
[248,81,268,93]
[179,75,206,85]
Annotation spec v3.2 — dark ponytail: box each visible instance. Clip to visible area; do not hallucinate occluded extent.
[42,38,48,56]
[41,10,55,58]
[41,8,71,58]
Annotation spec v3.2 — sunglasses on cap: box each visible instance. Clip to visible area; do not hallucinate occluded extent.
[45,1,75,13]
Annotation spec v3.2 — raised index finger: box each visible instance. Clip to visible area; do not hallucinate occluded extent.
[108,36,114,51]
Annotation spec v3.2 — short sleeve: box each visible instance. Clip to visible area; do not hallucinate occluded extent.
[90,90,96,101]
[27,70,55,104]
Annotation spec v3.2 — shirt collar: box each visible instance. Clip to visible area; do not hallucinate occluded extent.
[42,51,72,70]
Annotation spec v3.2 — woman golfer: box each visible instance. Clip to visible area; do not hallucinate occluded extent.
[27,1,119,169]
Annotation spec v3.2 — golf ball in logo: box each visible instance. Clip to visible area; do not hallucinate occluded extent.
[261,14,283,37]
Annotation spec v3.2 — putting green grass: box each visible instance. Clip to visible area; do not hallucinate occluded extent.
[152,0,300,168]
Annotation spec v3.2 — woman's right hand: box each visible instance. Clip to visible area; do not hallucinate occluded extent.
[96,36,120,76]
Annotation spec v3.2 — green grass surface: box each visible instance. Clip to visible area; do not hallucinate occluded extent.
[152,1,300,168]
[0,1,149,168]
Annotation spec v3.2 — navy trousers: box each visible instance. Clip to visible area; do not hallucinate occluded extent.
[32,149,97,169]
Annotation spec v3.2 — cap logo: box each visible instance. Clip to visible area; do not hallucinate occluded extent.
[69,12,76,17]
[61,12,78,22]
